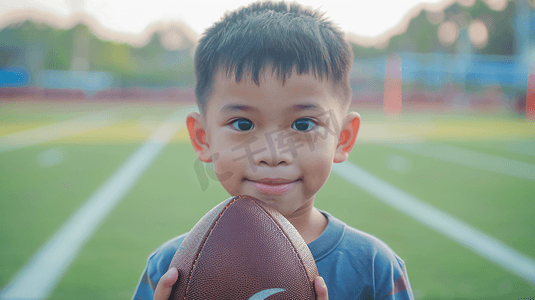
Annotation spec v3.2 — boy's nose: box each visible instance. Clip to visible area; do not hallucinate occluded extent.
[253,136,295,167]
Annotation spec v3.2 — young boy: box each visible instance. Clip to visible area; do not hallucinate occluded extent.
[133,1,414,299]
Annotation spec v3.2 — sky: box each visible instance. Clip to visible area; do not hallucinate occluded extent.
[0,0,457,38]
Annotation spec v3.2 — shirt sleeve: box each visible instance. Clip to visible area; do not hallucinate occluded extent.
[131,249,165,300]
[132,266,156,300]
[131,235,185,300]
[377,253,414,300]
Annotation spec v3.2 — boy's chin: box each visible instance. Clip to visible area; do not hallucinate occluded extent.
[249,196,308,220]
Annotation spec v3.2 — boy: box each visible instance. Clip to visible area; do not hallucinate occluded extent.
[133,1,414,299]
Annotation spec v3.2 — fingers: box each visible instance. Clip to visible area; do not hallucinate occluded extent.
[155,269,324,300]
[314,276,328,300]
[154,268,179,300]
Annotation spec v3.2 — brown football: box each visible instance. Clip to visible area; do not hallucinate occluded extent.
[168,195,318,300]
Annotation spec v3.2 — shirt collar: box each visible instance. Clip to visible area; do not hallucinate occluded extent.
[307,210,346,262]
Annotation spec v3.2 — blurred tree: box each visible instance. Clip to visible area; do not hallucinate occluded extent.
[42,27,73,70]
[479,1,515,56]
[0,20,195,88]
[352,0,519,58]
[91,40,134,75]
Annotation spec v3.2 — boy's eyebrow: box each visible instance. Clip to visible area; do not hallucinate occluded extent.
[220,104,258,114]
[291,103,323,112]
[220,103,323,114]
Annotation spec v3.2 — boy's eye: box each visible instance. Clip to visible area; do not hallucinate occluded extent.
[292,118,315,132]
[231,118,254,131]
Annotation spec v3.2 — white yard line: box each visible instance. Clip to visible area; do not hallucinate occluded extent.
[0,105,196,300]
[386,142,535,181]
[332,161,535,286]
[0,109,118,153]
[505,140,535,157]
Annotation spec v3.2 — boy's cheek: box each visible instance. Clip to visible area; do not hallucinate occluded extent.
[212,152,242,183]
[304,159,331,189]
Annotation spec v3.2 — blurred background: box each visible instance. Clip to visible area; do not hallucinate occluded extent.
[1,0,534,299]
[0,0,533,111]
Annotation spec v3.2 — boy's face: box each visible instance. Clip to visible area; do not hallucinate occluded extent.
[188,70,360,219]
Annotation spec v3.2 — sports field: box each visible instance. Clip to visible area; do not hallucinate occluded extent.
[0,100,534,300]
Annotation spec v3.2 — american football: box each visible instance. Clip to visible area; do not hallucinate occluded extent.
[168,195,318,300]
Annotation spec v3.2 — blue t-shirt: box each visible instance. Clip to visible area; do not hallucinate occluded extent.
[132,210,414,299]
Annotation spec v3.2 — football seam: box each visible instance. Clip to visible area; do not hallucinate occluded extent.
[184,196,239,299]
[248,198,314,295]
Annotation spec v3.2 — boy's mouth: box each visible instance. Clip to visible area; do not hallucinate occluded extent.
[251,178,298,184]
[245,178,300,195]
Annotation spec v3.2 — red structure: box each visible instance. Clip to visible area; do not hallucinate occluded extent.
[383,54,402,117]
[527,73,535,120]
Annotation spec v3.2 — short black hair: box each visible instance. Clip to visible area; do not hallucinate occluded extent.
[194,0,353,115]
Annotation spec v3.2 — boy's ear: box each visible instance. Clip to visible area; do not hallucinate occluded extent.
[333,112,361,163]
[186,112,212,163]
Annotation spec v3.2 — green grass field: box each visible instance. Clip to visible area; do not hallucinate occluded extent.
[1,100,534,299]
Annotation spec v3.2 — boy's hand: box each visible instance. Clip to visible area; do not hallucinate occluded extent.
[154,268,178,300]
[154,269,328,300]
[315,276,329,300]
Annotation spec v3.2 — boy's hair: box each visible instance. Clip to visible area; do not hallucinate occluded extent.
[194,0,353,116]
